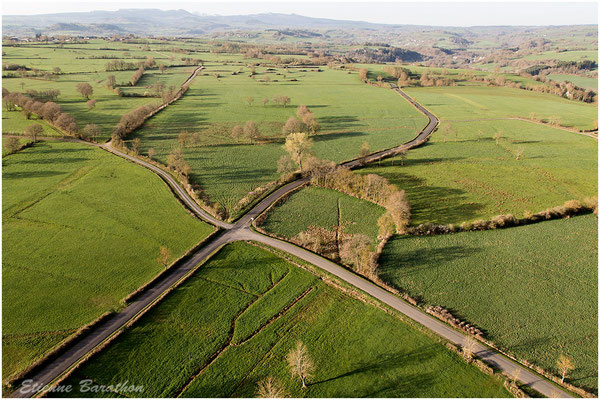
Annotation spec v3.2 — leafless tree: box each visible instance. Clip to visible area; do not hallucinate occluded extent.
[262,97,269,106]
[377,212,396,239]
[106,75,116,89]
[76,82,93,99]
[86,99,97,110]
[148,147,156,160]
[4,137,21,154]
[157,246,171,269]
[277,154,295,177]
[556,355,575,383]
[178,131,190,147]
[84,124,101,142]
[282,116,305,135]
[132,138,142,155]
[231,125,244,142]
[25,124,43,142]
[244,120,261,143]
[493,130,503,145]
[286,341,315,389]
[462,337,477,362]
[246,96,254,106]
[255,377,287,398]
[359,68,368,82]
[515,146,524,160]
[385,190,411,233]
[359,141,370,164]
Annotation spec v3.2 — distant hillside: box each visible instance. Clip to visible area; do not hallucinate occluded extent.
[2,9,390,37]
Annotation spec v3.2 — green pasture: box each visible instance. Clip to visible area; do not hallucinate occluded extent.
[522,50,598,63]
[2,111,59,137]
[259,186,384,244]
[57,242,510,398]
[2,140,213,382]
[403,84,597,130]
[131,64,427,217]
[379,215,598,391]
[359,119,597,225]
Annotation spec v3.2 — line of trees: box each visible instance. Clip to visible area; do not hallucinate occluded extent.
[3,90,79,136]
[130,66,145,86]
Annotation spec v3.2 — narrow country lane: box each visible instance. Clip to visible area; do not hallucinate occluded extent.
[9,86,573,399]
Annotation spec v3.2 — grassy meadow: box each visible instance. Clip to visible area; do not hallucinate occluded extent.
[403,84,597,130]
[379,215,598,391]
[547,74,598,91]
[2,140,213,382]
[57,242,510,398]
[2,111,60,137]
[259,186,385,244]
[130,63,427,215]
[358,119,597,225]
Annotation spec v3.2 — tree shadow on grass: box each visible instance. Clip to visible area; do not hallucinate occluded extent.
[372,170,483,225]
[379,243,482,279]
[315,347,438,397]
[3,170,65,180]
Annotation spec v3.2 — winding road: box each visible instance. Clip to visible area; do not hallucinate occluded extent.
[9,85,573,398]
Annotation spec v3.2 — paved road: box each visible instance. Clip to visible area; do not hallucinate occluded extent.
[10,87,572,398]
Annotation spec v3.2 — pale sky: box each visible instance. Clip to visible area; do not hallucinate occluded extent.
[2,1,598,27]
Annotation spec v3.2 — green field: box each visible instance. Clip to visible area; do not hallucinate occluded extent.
[547,74,598,91]
[379,215,598,391]
[259,186,385,244]
[131,63,428,217]
[522,50,598,63]
[57,242,510,398]
[403,84,597,130]
[2,140,213,381]
[358,119,597,225]
[2,111,59,137]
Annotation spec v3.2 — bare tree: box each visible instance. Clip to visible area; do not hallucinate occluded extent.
[244,121,261,143]
[76,83,93,99]
[359,141,370,164]
[246,96,254,106]
[158,64,167,74]
[255,377,287,398]
[132,138,142,155]
[178,131,190,147]
[359,68,368,82]
[514,146,524,160]
[462,337,477,362]
[283,132,313,171]
[281,95,291,108]
[25,124,43,143]
[493,130,503,145]
[511,367,522,385]
[21,109,32,120]
[262,97,269,106]
[106,75,116,89]
[157,246,171,269]
[476,130,483,142]
[41,102,61,121]
[84,124,101,142]
[277,154,295,177]
[231,125,244,142]
[282,116,305,135]
[4,137,21,154]
[286,341,315,389]
[556,355,575,383]
[385,190,411,233]
[339,234,372,271]
[86,99,97,110]
[377,212,396,239]
[148,147,156,160]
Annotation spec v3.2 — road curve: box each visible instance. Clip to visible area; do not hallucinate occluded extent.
[9,87,572,399]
